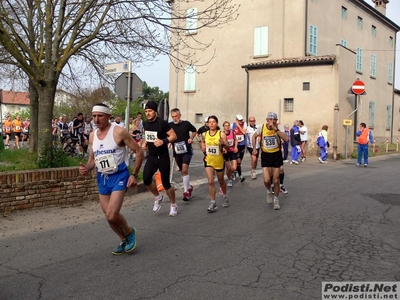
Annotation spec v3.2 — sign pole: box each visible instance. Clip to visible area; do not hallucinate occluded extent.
[345,125,348,159]
[126,62,132,131]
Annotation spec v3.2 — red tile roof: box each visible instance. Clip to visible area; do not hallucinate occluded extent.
[1,90,30,105]
[242,55,336,70]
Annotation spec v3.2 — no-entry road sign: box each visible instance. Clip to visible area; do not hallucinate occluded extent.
[352,79,365,95]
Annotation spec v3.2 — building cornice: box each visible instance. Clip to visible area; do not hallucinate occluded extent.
[354,0,400,32]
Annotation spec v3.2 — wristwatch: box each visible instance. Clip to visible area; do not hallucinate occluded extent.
[132,173,139,179]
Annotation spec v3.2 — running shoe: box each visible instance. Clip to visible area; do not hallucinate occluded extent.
[152,195,163,212]
[240,175,245,182]
[280,185,288,195]
[232,172,238,180]
[283,160,289,163]
[273,199,280,210]
[227,180,233,187]
[207,201,217,212]
[356,163,360,167]
[251,170,257,179]
[169,204,178,217]
[364,164,368,167]
[188,185,193,198]
[301,157,306,162]
[318,157,323,163]
[124,227,137,253]
[291,160,299,165]
[112,240,127,255]
[182,192,190,202]
[222,195,229,208]
[266,192,273,204]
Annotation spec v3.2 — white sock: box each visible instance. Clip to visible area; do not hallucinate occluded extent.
[155,194,162,201]
[182,175,190,192]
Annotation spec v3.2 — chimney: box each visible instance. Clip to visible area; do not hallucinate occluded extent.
[371,0,389,16]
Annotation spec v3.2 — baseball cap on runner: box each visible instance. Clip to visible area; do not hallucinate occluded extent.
[204,116,209,122]
[236,114,244,121]
[267,112,278,120]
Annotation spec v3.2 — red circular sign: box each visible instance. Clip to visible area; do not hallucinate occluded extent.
[352,80,365,95]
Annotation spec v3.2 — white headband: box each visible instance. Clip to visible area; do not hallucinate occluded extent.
[92,105,111,115]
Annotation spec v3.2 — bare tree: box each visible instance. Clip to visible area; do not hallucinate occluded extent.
[0,0,239,155]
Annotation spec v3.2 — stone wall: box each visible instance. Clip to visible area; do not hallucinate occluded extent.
[0,168,98,213]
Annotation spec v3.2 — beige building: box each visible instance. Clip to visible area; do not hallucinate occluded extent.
[169,0,400,157]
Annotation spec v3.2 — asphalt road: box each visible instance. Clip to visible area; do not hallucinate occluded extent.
[1,150,400,300]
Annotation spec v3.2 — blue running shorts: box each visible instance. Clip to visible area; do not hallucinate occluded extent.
[97,168,129,195]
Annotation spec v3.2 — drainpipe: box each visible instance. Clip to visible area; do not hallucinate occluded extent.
[245,68,249,121]
[304,0,309,55]
[333,104,339,160]
[390,34,397,143]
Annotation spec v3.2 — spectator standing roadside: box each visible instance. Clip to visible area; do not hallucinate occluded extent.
[282,124,290,162]
[52,118,59,146]
[356,123,374,167]
[128,117,134,132]
[68,117,76,135]
[83,117,93,154]
[136,112,144,134]
[59,116,69,143]
[142,101,178,217]
[289,120,302,165]
[129,119,142,146]
[79,103,143,255]
[113,115,125,128]
[298,120,308,162]
[72,113,85,154]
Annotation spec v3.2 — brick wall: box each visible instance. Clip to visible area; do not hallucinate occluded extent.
[0,168,98,213]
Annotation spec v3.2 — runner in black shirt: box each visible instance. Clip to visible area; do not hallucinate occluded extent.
[143,101,178,217]
[169,108,197,201]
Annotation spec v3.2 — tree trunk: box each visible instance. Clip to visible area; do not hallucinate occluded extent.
[28,81,39,153]
[36,84,56,160]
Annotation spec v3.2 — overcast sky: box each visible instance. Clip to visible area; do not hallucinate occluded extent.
[135,0,400,92]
